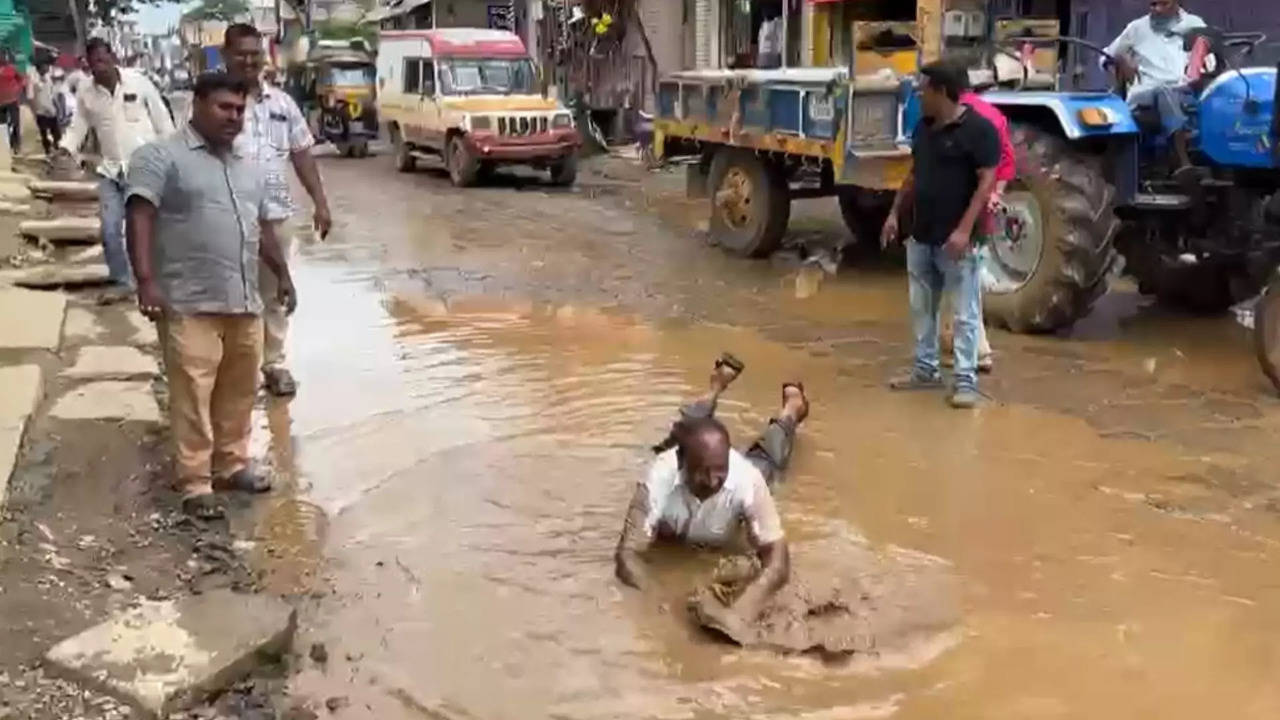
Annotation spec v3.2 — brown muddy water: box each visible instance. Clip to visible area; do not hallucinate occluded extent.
[245,159,1280,719]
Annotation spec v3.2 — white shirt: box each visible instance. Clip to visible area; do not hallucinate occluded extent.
[28,69,56,117]
[233,84,314,218]
[758,18,782,58]
[1103,10,1207,98]
[60,68,175,180]
[642,448,784,548]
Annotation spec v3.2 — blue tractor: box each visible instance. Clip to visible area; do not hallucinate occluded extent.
[973,31,1280,385]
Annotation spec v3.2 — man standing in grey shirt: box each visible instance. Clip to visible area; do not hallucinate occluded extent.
[125,73,296,519]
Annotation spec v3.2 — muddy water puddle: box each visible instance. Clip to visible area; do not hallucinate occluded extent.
[229,246,1280,720]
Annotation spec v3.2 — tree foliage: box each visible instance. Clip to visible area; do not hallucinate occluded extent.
[181,0,252,22]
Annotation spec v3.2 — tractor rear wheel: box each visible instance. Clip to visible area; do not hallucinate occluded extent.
[1255,272,1280,395]
[983,123,1119,333]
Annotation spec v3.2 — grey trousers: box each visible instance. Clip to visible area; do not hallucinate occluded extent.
[654,398,797,488]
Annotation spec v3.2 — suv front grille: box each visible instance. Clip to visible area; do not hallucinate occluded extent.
[496,115,550,136]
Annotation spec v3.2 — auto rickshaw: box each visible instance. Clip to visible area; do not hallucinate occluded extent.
[290,40,378,157]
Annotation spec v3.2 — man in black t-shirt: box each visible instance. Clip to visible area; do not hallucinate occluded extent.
[881,61,1000,409]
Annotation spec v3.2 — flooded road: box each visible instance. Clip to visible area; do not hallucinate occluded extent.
[253,156,1280,718]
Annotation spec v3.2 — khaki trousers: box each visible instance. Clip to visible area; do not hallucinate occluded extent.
[163,314,263,496]
[260,219,299,370]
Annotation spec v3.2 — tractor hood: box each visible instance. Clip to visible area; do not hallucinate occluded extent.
[440,95,562,113]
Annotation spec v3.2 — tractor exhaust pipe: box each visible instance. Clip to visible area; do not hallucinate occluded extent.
[1274,62,1280,163]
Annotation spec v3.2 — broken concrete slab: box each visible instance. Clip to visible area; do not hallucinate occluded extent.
[19,217,101,243]
[28,179,99,202]
[63,346,158,379]
[0,364,42,509]
[0,286,67,350]
[45,590,297,718]
[49,380,160,423]
[9,263,111,289]
[63,306,157,347]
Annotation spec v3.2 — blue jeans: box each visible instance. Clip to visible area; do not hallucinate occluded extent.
[99,176,134,288]
[907,240,982,392]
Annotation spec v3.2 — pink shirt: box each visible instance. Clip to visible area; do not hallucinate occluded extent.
[960,91,1016,183]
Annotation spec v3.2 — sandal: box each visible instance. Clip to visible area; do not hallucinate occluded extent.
[714,352,746,381]
[213,468,272,494]
[781,381,810,424]
[262,366,298,397]
[181,493,226,520]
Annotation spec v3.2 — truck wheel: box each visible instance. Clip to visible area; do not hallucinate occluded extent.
[392,127,415,173]
[1255,273,1280,395]
[356,140,371,158]
[447,135,479,187]
[549,154,578,186]
[707,148,790,258]
[983,124,1118,333]
[837,187,893,260]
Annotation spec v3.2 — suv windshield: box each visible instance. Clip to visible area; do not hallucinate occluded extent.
[439,58,536,95]
[326,65,374,86]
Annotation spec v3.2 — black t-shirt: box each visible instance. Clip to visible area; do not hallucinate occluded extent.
[910,108,1001,245]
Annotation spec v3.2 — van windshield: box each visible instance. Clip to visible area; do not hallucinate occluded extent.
[439,57,536,95]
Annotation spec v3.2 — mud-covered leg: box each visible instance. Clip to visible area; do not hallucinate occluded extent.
[744,382,809,487]
[651,353,745,453]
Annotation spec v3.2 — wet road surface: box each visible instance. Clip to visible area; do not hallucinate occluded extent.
[250,155,1280,718]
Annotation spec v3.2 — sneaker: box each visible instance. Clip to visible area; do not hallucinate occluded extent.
[949,388,980,409]
[889,370,944,391]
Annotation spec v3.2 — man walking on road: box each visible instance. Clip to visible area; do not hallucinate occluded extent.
[125,72,296,519]
[28,60,63,154]
[882,61,1000,409]
[59,38,175,302]
[0,51,25,152]
[223,23,332,397]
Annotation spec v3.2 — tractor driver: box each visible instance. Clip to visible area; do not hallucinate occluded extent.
[1102,0,1206,177]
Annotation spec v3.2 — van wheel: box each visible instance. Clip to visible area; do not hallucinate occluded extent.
[448,135,479,187]
[392,127,415,172]
[548,154,578,186]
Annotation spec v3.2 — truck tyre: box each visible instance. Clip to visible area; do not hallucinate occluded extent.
[391,126,415,173]
[549,154,578,186]
[707,148,790,258]
[984,123,1118,333]
[447,135,479,187]
[837,187,894,260]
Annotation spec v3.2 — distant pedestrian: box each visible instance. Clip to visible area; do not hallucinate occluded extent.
[58,38,175,303]
[756,3,783,69]
[223,23,332,397]
[125,72,296,520]
[0,50,26,151]
[28,60,62,154]
[881,60,1000,409]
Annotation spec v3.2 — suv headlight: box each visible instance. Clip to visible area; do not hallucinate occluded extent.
[468,115,491,131]
[552,113,573,129]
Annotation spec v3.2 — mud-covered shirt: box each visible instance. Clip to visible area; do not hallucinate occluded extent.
[642,447,784,548]
[910,107,1000,245]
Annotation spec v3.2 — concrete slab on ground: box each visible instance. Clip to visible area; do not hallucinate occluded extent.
[63,306,156,347]
[44,590,296,718]
[63,345,158,379]
[6,263,111,289]
[19,217,101,243]
[49,380,160,423]
[0,364,42,508]
[0,286,67,350]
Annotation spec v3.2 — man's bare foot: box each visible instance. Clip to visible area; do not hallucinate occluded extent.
[780,382,809,424]
[708,352,745,396]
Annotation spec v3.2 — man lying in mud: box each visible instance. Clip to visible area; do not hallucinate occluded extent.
[614,354,810,624]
